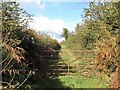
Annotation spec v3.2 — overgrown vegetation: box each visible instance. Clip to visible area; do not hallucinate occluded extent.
[61,1,120,88]
[1,1,120,89]
[1,1,61,89]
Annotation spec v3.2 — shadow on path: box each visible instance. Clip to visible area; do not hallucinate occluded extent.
[27,71,70,89]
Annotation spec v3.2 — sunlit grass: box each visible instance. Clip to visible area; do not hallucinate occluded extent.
[58,75,109,88]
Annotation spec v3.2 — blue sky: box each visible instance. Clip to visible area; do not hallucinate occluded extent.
[19,0,90,42]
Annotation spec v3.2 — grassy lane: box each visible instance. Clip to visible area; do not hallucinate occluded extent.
[40,43,108,88]
[59,44,78,65]
[51,44,109,88]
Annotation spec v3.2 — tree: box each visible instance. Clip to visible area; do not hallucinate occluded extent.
[84,2,119,36]
[61,28,69,40]
[75,23,80,32]
[1,1,33,89]
[84,1,120,87]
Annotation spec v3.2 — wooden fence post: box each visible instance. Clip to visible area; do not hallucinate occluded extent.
[68,65,69,75]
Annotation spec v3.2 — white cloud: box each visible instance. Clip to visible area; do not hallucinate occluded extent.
[29,16,65,42]
[29,16,65,34]
[48,34,65,43]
